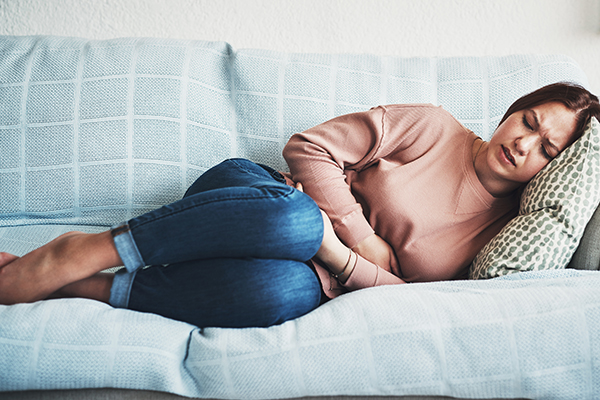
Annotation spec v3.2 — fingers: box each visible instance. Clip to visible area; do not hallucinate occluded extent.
[295,181,303,192]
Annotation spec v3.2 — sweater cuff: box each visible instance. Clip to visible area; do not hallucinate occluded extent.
[341,255,378,290]
[334,210,375,249]
[342,254,405,291]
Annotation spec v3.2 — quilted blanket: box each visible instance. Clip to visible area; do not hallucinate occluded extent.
[1,261,599,399]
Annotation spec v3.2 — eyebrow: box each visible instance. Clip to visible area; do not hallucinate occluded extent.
[530,109,559,153]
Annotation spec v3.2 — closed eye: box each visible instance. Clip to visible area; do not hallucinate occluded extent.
[541,145,553,160]
[523,113,552,159]
[522,114,533,130]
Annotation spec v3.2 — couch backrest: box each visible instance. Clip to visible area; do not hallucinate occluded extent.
[0,36,590,227]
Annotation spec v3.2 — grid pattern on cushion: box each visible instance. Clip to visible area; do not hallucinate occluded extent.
[0,36,590,227]
[0,267,599,400]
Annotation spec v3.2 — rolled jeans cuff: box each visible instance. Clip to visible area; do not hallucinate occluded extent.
[111,222,145,273]
[109,268,138,308]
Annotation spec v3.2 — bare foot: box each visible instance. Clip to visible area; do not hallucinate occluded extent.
[48,272,115,304]
[0,231,122,305]
[0,252,19,268]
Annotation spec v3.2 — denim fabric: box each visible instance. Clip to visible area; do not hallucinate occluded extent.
[110,159,324,328]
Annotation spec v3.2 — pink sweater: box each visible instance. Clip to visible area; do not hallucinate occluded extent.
[283,104,518,298]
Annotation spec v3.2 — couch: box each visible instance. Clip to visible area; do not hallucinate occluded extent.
[1,35,599,400]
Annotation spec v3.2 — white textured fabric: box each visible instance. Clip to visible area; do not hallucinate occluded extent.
[0,36,589,227]
[0,265,599,399]
[0,36,598,399]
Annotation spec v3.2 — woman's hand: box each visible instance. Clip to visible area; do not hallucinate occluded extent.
[352,234,399,274]
[315,210,356,282]
[297,182,355,282]
[296,182,399,275]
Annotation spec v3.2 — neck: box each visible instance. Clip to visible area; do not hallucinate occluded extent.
[472,141,520,198]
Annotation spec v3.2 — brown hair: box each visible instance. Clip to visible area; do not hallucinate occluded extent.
[499,82,600,141]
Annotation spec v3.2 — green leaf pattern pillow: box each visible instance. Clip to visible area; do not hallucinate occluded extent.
[470,117,600,279]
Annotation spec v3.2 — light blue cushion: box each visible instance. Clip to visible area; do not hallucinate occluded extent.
[0,36,590,227]
[0,266,599,399]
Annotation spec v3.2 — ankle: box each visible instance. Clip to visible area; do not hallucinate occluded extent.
[51,273,114,304]
[94,231,123,268]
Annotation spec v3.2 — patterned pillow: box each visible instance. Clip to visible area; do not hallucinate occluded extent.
[470,117,600,279]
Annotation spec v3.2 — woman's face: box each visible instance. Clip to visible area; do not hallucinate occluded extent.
[487,101,578,186]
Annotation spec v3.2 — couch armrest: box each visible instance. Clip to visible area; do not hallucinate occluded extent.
[568,205,600,270]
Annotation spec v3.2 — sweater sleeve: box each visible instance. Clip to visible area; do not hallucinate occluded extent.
[341,255,406,290]
[311,255,405,297]
[283,106,387,248]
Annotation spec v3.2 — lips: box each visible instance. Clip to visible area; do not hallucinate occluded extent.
[501,145,516,166]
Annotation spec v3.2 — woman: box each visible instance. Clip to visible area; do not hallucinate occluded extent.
[0,82,598,328]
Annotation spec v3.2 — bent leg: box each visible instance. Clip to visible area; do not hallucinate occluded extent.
[111,258,322,328]
[114,159,323,273]
[0,159,321,306]
[0,231,121,304]
[182,158,288,196]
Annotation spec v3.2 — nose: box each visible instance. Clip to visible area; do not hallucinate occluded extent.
[515,132,537,155]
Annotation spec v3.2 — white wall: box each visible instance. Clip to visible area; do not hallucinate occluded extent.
[1,0,599,93]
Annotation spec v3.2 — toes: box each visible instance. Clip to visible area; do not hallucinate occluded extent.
[0,252,19,268]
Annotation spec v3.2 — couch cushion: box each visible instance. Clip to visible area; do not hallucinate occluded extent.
[0,37,234,227]
[0,36,590,227]
[470,117,600,279]
[1,269,599,399]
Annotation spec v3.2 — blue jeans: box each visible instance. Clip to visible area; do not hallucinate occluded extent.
[109,159,324,328]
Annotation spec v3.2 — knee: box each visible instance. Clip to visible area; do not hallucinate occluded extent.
[280,191,324,256]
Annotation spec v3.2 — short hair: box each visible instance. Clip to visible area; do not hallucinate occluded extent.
[498,82,600,141]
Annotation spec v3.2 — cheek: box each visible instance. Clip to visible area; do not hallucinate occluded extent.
[524,158,549,180]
